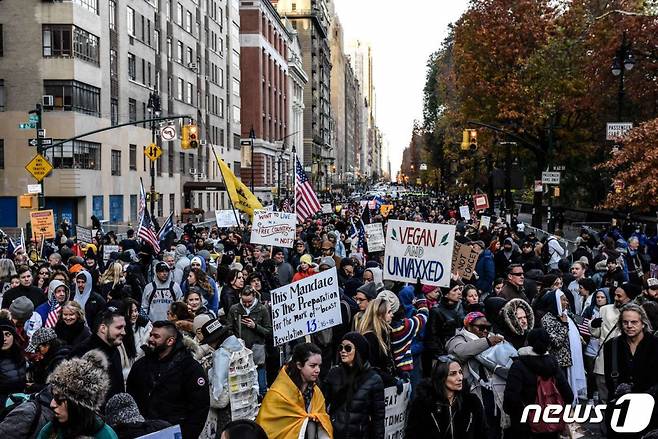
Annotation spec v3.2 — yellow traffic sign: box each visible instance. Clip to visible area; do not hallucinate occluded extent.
[25,153,53,182]
[144,143,162,161]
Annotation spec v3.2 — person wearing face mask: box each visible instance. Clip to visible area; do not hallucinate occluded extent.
[322,332,385,439]
[406,357,485,439]
[256,342,332,439]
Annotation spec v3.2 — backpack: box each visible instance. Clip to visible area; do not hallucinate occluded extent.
[530,376,565,433]
[146,281,176,314]
[0,393,43,436]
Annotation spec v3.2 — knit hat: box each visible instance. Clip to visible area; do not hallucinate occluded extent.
[356,282,379,300]
[463,311,486,327]
[48,350,110,412]
[9,296,34,321]
[422,285,439,296]
[193,313,213,334]
[470,240,485,250]
[0,318,17,338]
[377,290,400,314]
[620,282,642,300]
[105,393,145,426]
[440,279,464,296]
[300,254,313,265]
[26,327,57,353]
[342,332,370,363]
[319,257,336,269]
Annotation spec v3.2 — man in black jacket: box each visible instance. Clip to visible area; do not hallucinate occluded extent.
[2,266,46,309]
[70,307,126,400]
[127,321,209,439]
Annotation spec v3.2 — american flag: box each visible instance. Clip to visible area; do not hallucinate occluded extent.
[138,178,147,227]
[295,156,321,223]
[577,317,591,337]
[157,212,174,241]
[349,218,367,256]
[45,301,61,328]
[282,198,292,213]
[138,207,161,253]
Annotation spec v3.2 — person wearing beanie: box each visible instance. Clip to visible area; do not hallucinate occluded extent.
[104,393,171,439]
[37,350,118,438]
[322,332,385,439]
[0,317,26,404]
[26,327,71,393]
[352,282,379,331]
[503,327,574,438]
[292,254,317,282]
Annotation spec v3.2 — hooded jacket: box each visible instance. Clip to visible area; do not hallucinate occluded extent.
[127,334,210,439]
[501,299,534,350]
[141,276,183,322]
[73,271,106,328]
[474,249,496,295]
[363,268,384,290]
[35,280,70,325]
[181,256,219,314]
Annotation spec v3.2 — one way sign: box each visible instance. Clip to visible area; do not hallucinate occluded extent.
[28,138,53,147]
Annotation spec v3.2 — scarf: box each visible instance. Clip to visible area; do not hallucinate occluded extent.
[556,290,587,403]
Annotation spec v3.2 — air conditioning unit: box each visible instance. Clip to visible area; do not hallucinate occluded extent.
[43,95,54,107]
[188,63,197,71]
[200,140,207,146]
[189,168,197,175]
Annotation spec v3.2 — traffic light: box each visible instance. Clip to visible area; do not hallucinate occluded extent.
[461,129,478,151]
[181,124,199,149]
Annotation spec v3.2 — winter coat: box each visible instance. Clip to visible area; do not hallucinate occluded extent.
[589,303,620,374]
[603,332,658,397]
[28,343,71,392]
[445,328,492,401]
[474,249,496,295]
[494,248,520,278]
[127,334,210,439]
[35,280,70,325]
[37,418,118,439]
[109,420,172,439]
[70,333,125,400]
[141,278,183,322]
[391,298,428,372]
[425,298,465,357]
[323,365,385,439]
[540,313,572,368]
[503,346,574,437]
[499,281,529,302]
[220,285,240,317]
[226,299,272,349]
[398,286,425,356]
[362,332,397,387]
[1,284,47,309]
[0,386,54,439]
[500,298,534,350]
[406,380,485,439]
[72,270,107,328]
[55,319,91,348]
[0,350,26,402]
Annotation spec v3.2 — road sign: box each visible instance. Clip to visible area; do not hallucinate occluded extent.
[28,138,52,147]
[25,153,54,182]
[27,184,42,194]
[160,125,177,141]
[19,123,36,130]
[29,114,39,122]
[240,140,252,146]
[37,129,46,138]
[606,122,633,140]
[144,143,162,161]
[541,171,561,185]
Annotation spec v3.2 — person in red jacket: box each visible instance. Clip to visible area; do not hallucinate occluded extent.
[292,254,317,283]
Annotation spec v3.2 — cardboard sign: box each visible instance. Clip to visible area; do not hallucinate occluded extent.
[321,203,333,214]
[250,209,296,248]
[271,268,342,346]
[215,210,239,228]
[383,220,456,287]
[103,245,120,263]
[473,193,489,211]
[365,223,385,252]
[451,242,481,280]
[380,204,394,217]
[459,205,471,221]
[75,225,92,244]
[384,383,411,439]
[30,210,56,240]
[480,215,491,229]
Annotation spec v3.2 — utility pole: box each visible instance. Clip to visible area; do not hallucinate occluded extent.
[147,92,161,216]
[28,103,45,209]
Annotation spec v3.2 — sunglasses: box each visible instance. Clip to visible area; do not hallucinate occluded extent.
[338,344,353,353]
[510,272,524,277]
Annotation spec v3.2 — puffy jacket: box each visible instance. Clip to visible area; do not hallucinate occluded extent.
[474,249,495,295]
[323,365,385,439]
[127,334,210,439]
[0,351,26,401]
[0,385,54,439]
[425,298,465,357]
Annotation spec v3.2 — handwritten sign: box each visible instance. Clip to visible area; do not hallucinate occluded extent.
[215,210,239,228]
[103,244,120,263]
[135,425,182,438]
[321,203,332,214]
[30,210,55,240]
[480,215,491,229]
[459,205,471,221]
[271,268,341,346]
[75,225,92,244]
[250,209,296,248]
[473,193,490,211]
[365,223,385,252]
[384,383,411,439]
[451,242,481,280]
[383,220,455,287]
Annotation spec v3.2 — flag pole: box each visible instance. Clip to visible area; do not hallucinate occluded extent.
[210,145,241,228]
[293,154,298,221]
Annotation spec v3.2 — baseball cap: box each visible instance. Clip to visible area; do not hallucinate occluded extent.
[155,261,170,272]
[647,278,658,289]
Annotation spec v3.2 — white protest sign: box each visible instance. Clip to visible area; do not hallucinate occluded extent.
[321,203,332,214]
[215,210,239,228]
[135,424,182,438]
[365,223,385,252]
[383,220,456,287]
[480,215,491,229]
[75,225,93,244]
[250,209,296,248]
[459,205,471,221]
[384,383,411,439]
[271,268,341,346]
[103,244,120,262]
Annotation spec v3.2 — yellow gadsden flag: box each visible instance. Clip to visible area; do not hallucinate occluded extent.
[217,158,262,216]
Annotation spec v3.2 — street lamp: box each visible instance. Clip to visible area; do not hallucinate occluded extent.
[611,32,635,120]
[146,91,161,216]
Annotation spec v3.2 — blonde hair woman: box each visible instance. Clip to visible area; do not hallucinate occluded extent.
[54,301,91,347]
[100,262,124,300]
[357,297,397,386]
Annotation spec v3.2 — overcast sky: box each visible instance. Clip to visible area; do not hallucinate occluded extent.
[332,0,469,180]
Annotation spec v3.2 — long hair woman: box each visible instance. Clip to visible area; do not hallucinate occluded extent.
[357,297,397,386]
[99,262,124,300]
[323,332,385,439]
[256,343,332,439]
[406,357,485,439]
[118,298,153,381]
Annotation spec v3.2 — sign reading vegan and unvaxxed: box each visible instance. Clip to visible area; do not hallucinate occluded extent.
[270,268,342,346]
[383,220,455,287]
[250,209,296,248]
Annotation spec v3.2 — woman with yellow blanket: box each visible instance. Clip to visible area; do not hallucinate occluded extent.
[256,343,333,439]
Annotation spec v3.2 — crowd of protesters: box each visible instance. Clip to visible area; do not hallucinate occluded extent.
[0,192,658,438]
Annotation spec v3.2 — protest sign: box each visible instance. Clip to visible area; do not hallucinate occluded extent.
[383,220,455,287]
[384,383,411,439]
[215,210,239,228]
[451,242,480,280]
[480,215,491,229]
[250,209,296,248]
[103,245,120,263]
[365,223,385,252]
[30,210,55,240]
[271,268,341,346]
[135,425,182,438]
[473,193,490,211]
[459,205,471,221]
[321,203,333,214]
[75,225,92,244]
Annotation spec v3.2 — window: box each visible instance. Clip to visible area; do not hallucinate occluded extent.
[110,49,118,78]
[43,25,100,64]
[186,47,193,65]
[43,80,100,117]
[157,197,163,217]
[154,30,160,54]
[179,152,185,172]
[0,80,4,112]
[73,0,99,14]
[186,10,193,32]
[128,53,136,80]
[232,77,239,97]
[111,150,121,175]
[176,3,183,25]
[176,41,183,63]
[168,144,174,176]
[109,1,117,30]
[45,140,100,170]
[186,82,193,104]
[129,144,137,170]
[219,67,224,87]
[176,78,183,100]
[109,195,123,223]
[232,105,240,124]
[127,7,135,35]
[233,161,241,178]
[72,27,99,64]
[92,196,103,220]
[169,194,175,213]
[218,97,224,118]
[130,195,137,222]
[111,98,118,126]
[128,98,136,123]
[167,38,172,60]
[188,154,194,171]
[0,24,3,57]
[0,139,3,169]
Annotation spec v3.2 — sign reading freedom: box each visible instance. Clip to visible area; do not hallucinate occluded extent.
[383,220,456,287]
